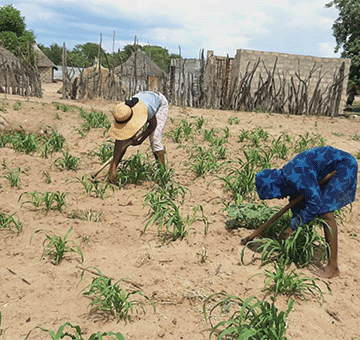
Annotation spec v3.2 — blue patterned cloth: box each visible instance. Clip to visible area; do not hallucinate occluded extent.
[256,146,358,230]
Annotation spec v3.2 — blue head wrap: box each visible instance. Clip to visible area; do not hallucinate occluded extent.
[255,169,284,200]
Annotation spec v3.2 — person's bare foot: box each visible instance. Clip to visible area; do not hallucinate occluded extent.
[107,174,118,185]
[315,265,340,279]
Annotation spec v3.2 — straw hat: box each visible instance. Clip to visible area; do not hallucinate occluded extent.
[108,100,148,140]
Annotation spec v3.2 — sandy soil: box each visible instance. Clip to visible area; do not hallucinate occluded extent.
[0,82,360,340]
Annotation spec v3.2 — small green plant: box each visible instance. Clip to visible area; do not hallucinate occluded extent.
[0,211,23,234]
[225,202,291,238]
[241,223,328,267]
[30,322,125,340]
[71,175,114,199]
[144,184,208,244]
[258,261,331,300]
[19,191,67,212]
[13,101,21,110]
[81,268,155,322]
[32,227,84,265]
[228,116,240,125]
[41,130,66,158]
[54,150,80,171]
[203,293,294,340]
[3,167,26,187]
[90,141,114,163]
[8,129,40,154]
[80,109,111,131]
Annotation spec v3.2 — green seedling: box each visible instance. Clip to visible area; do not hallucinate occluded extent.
[203,293,294,340]
[258,261,331,300]
[19,191,67,212]
[13,101,21,110]
[81,268,155,322]
[54,150,80,171]
[195,116,206,129]
[80,109,111,131]
[8,129,39,154]
[3,167,26,187]
[32,227,84,265]
[241,223,328,267]
[293,132,326,154]
[41,130,66,158]
[29,322,125,340]
[0,211,23,234]
[228,116,240,125]
[90,141,114,163]
[144,185,208,243]
[71,175,114,199]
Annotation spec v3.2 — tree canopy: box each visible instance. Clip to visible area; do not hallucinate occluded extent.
[0,4,36,61]
[39,42,180,73]
[326,0,360,88]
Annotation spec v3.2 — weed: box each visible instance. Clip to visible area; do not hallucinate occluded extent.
[225,202,291,238]
[13,101,21,110]
[30,322,125,340]
[203,293,293,340]
[81,268,155,322]
[19,191,67,212]
[32,227,84,265]
[258,261,331,300]
[54,150,80,171]
[0,211,23,234]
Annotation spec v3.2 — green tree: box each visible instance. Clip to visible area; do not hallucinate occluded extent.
[0,4,35,61]
[38,43,63,65]
[0,4,25,36]
[326,1,360,88]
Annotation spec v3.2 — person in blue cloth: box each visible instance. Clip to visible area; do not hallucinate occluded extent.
[107,91,168,184]
[256,146,358,278]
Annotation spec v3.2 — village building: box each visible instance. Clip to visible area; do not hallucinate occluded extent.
[115,49,167,95]
[33,44,58,83]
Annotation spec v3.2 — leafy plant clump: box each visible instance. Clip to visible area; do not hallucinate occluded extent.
[203,293,294,340]
[19,191,67,212]
[226,202,291,238]
[259,261,331,300]
[32,227,84,265]
[81,268,155,322]
[0,211,23,234]
[54,150,80,171]
[241,223,328,268]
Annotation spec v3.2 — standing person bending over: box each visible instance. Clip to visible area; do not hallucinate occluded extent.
[107,91,168,184]
[255,146,358,279]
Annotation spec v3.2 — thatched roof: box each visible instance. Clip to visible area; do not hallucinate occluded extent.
[115,49,166,78]
[0,46,21,66]
[33,44,58,69]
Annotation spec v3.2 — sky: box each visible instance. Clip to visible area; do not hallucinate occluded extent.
[6,0,342,59]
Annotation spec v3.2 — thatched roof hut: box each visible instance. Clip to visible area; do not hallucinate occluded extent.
[33,44,58,83]
[115,49,167,93]
[0,45,41,96]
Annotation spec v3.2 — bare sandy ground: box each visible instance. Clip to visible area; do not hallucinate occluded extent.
[0,82,360,340]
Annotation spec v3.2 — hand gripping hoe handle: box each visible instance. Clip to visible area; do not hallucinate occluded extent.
[240,170,336,245]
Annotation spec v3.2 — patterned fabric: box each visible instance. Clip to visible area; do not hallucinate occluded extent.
[256,146,358,230]
[148,92,168,152]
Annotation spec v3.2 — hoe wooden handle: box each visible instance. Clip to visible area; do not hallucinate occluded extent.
[240,170,336,245]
